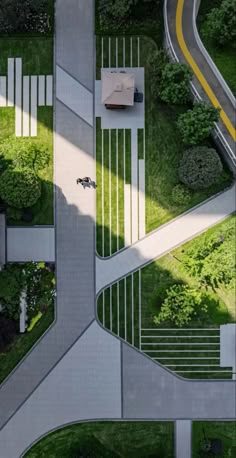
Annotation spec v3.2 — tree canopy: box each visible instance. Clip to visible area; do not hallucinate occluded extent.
[0,0,51,34]
[203,0,236,46]
[178,146,223,190]
[159,63,192,104]
[0,167,41,208]
[177,102,219,145]
[0,137,50,172]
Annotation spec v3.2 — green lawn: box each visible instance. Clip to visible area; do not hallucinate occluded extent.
[197,0,236,95]
[24,421,174,458]
[97,216,235,379]
[0,37,54,225]
[0,304,54,385]
[192,421,236,457]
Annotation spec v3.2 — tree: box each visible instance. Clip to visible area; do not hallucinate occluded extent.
[99,0,137,26]
[177,102,219,145]
[203,0,236,46]
[0,0,50,34]
[0,266,23,320]
[0,137,50,173]
[148,49,169,100]
[200,240,235,287]
[159,63,192,104]
[178,146,223,190]
[154,284,208,327]
[0,167,41,208]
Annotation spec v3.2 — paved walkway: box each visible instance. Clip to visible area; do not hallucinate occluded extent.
[7,227,55,262]
[175,420,192,458]
[165,0,236,165]
[96,184,236,292]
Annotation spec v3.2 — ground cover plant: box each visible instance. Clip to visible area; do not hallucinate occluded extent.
[192,421,236,457]
[0,262,55,384]
[24,421,174,458]
[198,0,236,95]
[97,216,236,378]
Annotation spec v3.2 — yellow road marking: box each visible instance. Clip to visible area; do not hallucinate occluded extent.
[176,0,236,141]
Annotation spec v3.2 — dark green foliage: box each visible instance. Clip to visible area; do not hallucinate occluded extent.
[0,265,23,320]
[0,137,50,172]
[0,167,41,208]
[159,63,192,104]
[148,49,169,100]
[177,102,219,145]
[25,262,56,320]
[154,284,208,327]
[203,0,236,46]
[179,147,223,190]
[172,184,191,205]
[6,206,22,221]
[99,0,137,26]
[0,315,17,350]
[0,0,52,34]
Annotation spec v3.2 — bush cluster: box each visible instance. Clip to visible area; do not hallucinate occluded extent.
[0,167,41,208]
[0,0,51,34]
[172,184,191,205]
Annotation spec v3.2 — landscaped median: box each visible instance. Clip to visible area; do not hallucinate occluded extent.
[97,216,236,379]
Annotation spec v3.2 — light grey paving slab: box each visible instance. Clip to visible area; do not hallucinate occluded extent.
[220,324,236,378]
[131,128,138,243]
[23,76,30,137]
[38,75,45,106]
[175,420,192,458]
[46,75,53,106]
[7,227,55,262]
[56,66,93,125]
[0,322,122,458]
[122,344,236,419]
[15,58,22,136]
[124,184,131,246]
[0,76,7,107]
[7,58,14,106]
[0,214,6,266]
[30,76,37,136]
[56,0,94,90]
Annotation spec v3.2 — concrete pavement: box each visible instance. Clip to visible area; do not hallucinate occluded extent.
[96,184,236,292]
[175,420,192,458]
[6,227,55,262]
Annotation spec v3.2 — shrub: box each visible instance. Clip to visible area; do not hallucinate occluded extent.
[0,167,41,208]
[0,137,50,172]
[172,184,191,205]
[0,266,23,320]
[203,0,236,47]
[177,102,220,145]
[154,284,208,327]
[99,0,136,26]
[159,63,192,104]
[179,147,223,190]
[6,206,22,221]
[0,0,51,34]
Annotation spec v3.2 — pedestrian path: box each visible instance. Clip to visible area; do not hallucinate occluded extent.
[0,58,53,137]
[96,184,236,291]
[7,227,55,262]
[175,420,192,458]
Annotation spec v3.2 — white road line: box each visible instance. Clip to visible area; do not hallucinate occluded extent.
[117,282,120,336]
[7,58,14,106]
[23,76,30,137]
[124,277,127,341]
[15,58,22,136]
[110,286,112,332]
[30,76,37,137]
[124,184,131,246]
[139,159,145,239]
[167,364,222,367]
[123,37,125,67]
[142,343,219,346]
[101,129,104,257]
[102,291,105,327]
[0,76,7,107]
[116,37,118,67]
[46,75,53,106]
[130,37,133,67]
[116,129,119,251]
[101,37,104,68]
[144,350,220,353]
[132,273,134,345]
[154,357,220,360]
[141,328,220,331]
[108,37,111,68]
[141,335,219,339]
[109,129,112,255]
[139,269,141,349]
[38,75,45,106]
[137,37,140,67]
[131,129,138,243]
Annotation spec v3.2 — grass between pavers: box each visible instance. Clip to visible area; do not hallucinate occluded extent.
[0,107,54,225]
[97,217,235,379]
[24,421,174,458]
[95,35,232,253]
[197,0,236,96]
[192,421,236,457]
[0,303,54,385]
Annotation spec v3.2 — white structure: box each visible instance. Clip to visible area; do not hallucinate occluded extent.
[101,70,135,106]
[0,58,53,137]
[19,290,27,333]
[220,324,236,379]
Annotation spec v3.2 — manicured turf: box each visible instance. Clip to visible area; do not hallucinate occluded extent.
[192,421,236,457]
[198,0,236,95]
[0,37,54,225]
[24,421,174,458]
[97,217,235,379]
[0,304,54,385]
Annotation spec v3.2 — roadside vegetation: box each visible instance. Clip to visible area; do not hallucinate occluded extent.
[0,262,55,384]
[198,0,236,95]
[24,421,174,458]
[192,421,236,457]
